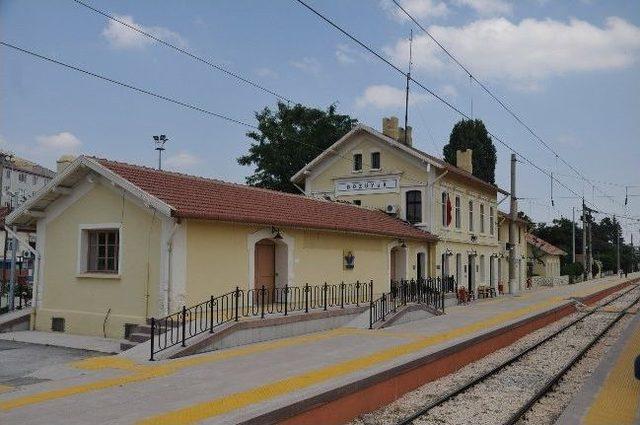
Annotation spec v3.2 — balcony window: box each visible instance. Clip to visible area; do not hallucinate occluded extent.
[371,152,380,170]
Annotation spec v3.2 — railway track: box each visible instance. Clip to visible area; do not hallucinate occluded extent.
[394,285,640,425]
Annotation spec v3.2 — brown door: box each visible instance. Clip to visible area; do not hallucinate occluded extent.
[255,240,275,295]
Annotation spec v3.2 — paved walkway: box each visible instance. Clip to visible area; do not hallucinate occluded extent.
[0,331,123,354]
[0,274,637,425]
[556,301,640,425]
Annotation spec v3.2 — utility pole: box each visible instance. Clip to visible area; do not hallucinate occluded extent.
[587,216,593,278]
[615,215,620,276]
[509,153,518,295]
[582,199,587,280]
[403,29,413,146]
[572,206,576,263]
[152,135,169,170]
[8,226,17,310]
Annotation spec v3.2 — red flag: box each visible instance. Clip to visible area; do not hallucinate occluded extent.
[446,194,452,226]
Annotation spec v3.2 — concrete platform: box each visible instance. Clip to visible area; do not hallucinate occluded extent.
[0,330,124,354]
[556,301,640,425]
[0,274,637,425]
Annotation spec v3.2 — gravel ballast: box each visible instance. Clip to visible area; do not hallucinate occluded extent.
[350,285,640,425]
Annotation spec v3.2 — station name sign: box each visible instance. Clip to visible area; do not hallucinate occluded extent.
[335,177,399,194]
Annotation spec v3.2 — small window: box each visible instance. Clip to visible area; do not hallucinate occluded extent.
[32,175,38,185]
[480,204,485,233]
[406,190,422,224]
[468,201,474,232]
[353,200,361,206]
[18,173,26,182]
[5,169,10,178]
[353,153,362,172]
[454,196,461,229]
[51,317,65,332]
[518,227,522,244]
[86,229,119,273]
[371,152,380,170]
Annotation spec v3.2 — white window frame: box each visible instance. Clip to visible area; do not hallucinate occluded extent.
[489,206,495,236]
[77,223,123,278]
[468,200,474,232]
[480,203,485,234]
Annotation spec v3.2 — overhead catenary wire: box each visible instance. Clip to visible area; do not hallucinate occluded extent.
[391,0,625,207]
[1,41,433,189]
[71,0,295,104]
[0,41,259,129]
[293,0,609,214]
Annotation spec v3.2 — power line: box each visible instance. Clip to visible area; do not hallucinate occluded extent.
[391,0,624,210]
[0,41,431,189]
[71,0,294,104]
[1,41,258,129]
[293,0,606,213]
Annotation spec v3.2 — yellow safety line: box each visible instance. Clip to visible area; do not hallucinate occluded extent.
[0,385,12,394]
[0,328,355,411]
[138,296,565,425]
[583,321,640,425]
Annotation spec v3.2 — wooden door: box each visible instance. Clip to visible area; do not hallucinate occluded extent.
[255,240,275,295]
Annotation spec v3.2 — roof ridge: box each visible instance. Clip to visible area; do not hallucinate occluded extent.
[91,156,425,232]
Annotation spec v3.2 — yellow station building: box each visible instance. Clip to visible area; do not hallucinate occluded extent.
[292,117,521,295]
[6,155,437,338]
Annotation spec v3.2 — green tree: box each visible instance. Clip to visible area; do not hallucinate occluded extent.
[443,119,497,184]
[238,102,357,193]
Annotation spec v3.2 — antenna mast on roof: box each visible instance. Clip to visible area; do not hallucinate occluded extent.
[403,29,413,146]
[152,135,169,170]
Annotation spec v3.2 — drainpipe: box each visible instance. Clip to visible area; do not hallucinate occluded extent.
[165,221,179,316]
[5,226,40,330]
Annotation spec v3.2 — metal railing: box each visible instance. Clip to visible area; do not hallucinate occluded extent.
[369,276,453,329]
[150,281,373,360]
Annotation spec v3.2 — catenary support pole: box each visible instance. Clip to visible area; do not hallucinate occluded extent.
[572,206,576,263]
[582,200,587,281]
[509,153,518,295]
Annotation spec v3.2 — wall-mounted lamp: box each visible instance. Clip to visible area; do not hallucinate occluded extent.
[399,239,407,248]
[271,226,283,240]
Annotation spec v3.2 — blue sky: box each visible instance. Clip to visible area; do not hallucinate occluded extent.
[1,0,639,239]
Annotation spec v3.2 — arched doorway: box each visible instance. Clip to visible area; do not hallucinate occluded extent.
[390,246,407,285]
[254,238,288,296]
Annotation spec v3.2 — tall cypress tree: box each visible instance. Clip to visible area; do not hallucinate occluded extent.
[443,119,497,184]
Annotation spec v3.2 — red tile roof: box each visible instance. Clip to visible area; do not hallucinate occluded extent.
[525,233,567,256]
[96,158,438,242]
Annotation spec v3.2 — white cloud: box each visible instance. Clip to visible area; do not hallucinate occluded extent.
[165,151,201,169]
[382,0,449,21]
[440,84,458,98]
[356,84,430,109]
[452,0,512,16]
[102,15,187,50]
[336,44,356,64]
[385,17,640,89]
[255,67,279,78]
[289,57,322,75]
[36,132,82,152]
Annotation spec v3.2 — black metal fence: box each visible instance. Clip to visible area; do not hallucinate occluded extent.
[369,276,454,329]
[150,281,373,360]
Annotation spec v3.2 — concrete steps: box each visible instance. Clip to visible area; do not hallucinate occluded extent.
[120,323,152,351]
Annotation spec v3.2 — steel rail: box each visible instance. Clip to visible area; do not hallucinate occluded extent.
[503,291,640,425]
[396,283,639,425]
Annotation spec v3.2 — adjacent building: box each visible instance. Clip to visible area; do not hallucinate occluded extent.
[0,152,55,208]
[526,233,567,278]
[7,156,437,338]
[496,211,529,292]
[292,117,510,295]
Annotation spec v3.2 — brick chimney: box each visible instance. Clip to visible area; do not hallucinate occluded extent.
[56,155,76,174]
[456,149,473,174]
[382,116,412,147]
